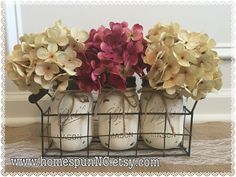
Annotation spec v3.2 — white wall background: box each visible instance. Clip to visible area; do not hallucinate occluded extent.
[5,2,233,126]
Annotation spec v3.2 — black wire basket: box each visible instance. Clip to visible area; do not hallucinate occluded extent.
[28,89,198,158]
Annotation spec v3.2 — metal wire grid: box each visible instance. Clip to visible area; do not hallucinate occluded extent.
[28,89,198,158]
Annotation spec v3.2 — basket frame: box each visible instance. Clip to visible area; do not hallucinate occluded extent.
[28,89,198,158]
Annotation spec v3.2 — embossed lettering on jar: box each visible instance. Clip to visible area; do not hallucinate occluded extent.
[96,77,139,150]
[50,79,93,151]
[140,79,184,149]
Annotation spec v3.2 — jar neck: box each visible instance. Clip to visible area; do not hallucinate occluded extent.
[101,87,136,93]
[59,79,89,93]
[163,92,182,100]
[126,76,136,88]
[66,79,79,91]
[141,78,150,87]
[103,76,136,91]
[140,86,182,99]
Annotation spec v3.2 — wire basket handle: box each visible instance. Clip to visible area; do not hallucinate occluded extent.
[191,101,198,113]
[28,89,52,114]
[28,89,49,104]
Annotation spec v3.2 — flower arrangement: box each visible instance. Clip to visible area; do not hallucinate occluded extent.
[6,21,222,100]
[5,21,88,93]
[76,22,146,92]
[143,23,222,100]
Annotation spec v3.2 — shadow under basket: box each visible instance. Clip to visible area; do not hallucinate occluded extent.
[28,89,198,158]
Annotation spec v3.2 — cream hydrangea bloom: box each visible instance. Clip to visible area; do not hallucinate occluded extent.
[35,62,60,81]
[66,28,89,52]
[33,75,53,90]
[178,30,200,50]
[143,44,167,65]
[192,80,215,100]
[56,47,82,75]
[36,43,60,61]
[15,77,42,94]
[197,34,216,53]
[147,59,166,87]
[163,73,185,90]
[5,62,24,80]
[5,20,87,94]
[162,56,180,81]
[54,74,70,93]
[172,43,197,67]
[180,65,203,90]
[144,22,223,100]
[46,21,69,46]
[70,28,89,43]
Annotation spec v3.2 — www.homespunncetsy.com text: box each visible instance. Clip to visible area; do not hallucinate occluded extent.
[10,156,160,169]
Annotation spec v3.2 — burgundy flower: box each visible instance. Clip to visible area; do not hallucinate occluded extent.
[124,41,144,66]
[76,50,106,92]
[76,22,147,92]
[130,24,144,41]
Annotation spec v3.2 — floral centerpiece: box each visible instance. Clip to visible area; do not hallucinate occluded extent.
[5,20,88,94]
[5,20,223,152]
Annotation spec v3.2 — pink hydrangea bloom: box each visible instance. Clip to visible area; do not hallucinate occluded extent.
[76,22,147,92]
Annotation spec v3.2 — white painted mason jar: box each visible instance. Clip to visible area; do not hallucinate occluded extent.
[96,77,139,150]
[140,79,184,149]
[50,80,93,151]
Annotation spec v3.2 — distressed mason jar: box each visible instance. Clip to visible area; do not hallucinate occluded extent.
[140,79,184,149]
[50,80,93,151]
[95,77,139,150]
